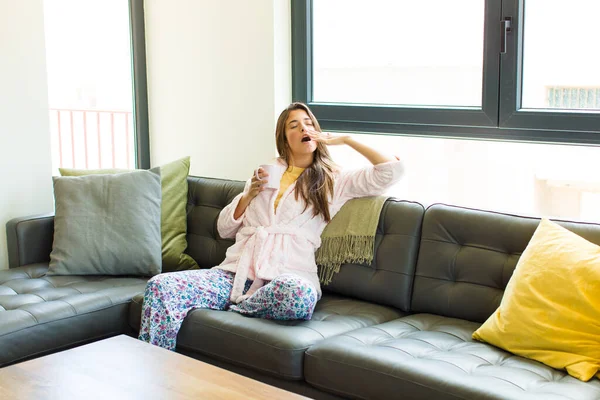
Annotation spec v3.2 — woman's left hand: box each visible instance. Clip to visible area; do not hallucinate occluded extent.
[305,129,349,146]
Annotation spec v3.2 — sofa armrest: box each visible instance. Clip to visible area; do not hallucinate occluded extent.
[6,214,55,268]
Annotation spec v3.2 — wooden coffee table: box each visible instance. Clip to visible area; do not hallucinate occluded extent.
[0,335,310,399]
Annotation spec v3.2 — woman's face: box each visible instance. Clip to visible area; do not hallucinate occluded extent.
[284,109,317,157]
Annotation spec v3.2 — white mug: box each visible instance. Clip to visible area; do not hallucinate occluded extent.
[256,164,285,190]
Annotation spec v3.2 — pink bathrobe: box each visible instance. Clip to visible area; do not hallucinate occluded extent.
[216,159,405,302]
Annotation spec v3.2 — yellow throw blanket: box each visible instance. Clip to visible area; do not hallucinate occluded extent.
[316,196,388,284]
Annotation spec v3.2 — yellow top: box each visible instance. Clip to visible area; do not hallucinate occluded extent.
[274,165,305,210]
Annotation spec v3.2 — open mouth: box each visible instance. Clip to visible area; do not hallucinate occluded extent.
[301,136,311,142]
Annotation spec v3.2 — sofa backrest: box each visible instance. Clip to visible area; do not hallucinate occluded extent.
[323,199,424,312]
[411,203,600,323]
[186,177,245,268]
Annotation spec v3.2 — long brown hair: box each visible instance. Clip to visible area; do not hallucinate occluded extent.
[275,102,337,222]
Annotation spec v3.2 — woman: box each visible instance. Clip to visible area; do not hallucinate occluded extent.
[139,102,404,350]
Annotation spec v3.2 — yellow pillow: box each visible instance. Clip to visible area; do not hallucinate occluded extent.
[59,157,199,273]
[473,218,600,381]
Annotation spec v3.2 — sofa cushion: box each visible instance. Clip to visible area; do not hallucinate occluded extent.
[172,294,404,380]
[322,199,424,312]
[0,264,148,366]
[411,204,600,323]
[49,169,162,276]
[304,314,600,400]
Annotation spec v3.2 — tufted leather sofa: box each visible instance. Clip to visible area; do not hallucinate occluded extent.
[4,176,600,399]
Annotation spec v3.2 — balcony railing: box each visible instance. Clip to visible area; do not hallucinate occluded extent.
[49,108,135,171]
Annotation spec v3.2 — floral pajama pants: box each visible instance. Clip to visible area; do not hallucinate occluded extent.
[138,268,318,350]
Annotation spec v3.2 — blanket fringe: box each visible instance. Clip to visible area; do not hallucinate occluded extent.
[316,235,375,285]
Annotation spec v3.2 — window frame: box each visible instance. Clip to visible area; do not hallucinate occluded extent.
[498,0,600,135]
[129,0,150,169]
[292,0,600,145]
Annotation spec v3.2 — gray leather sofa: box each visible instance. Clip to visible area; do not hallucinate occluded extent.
[3,176,600,400]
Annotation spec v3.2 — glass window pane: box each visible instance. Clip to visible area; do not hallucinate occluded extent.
[521,0,600,112]
[312,0,485,107]
[43,0,136,172]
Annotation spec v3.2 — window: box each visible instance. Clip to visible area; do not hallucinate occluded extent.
[293,0,600,223]
[312,0,484,107]
[292,0,600,143]
[520,0,600,112]
[43,0,149,173]
[312,0,485,108]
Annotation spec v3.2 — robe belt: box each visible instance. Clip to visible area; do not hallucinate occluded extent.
[229,225,321,302]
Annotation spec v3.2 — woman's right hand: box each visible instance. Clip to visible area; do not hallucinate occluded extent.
[234,167,269,219]
[246,167,269,200]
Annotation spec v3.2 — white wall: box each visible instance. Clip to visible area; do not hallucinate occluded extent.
[145,0,291,180]
[0,0,54,269]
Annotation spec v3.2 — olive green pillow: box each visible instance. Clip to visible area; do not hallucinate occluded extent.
[59,157,199,272]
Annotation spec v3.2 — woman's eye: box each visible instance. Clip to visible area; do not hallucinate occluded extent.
[290,125,298,129]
